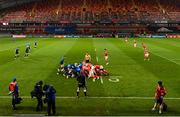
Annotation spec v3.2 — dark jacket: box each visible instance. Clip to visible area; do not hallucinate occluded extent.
[46,86,56,101]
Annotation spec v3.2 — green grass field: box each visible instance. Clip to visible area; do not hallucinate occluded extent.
[0,37,180,116]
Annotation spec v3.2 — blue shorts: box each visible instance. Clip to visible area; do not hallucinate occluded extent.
[155,97,163,105]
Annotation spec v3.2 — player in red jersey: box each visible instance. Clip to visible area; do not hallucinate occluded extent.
[104,48,109,65]
[144,48,150,61]
[125,36,128,43]
[142,42,150,61]
[82,63,90,77]
[142,42,147,50]
[95,65,109,76]
[152,81,167,114]
[84,52,91,63]
[133,40,137,48]
[94,65,102,76]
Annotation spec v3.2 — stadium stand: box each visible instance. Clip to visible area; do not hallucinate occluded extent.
[0,0,179,23]
[0,0,179,36]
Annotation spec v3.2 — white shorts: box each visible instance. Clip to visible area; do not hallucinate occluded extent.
[89,66,95,77]
[104,56,108,60]
[145,53,149,57]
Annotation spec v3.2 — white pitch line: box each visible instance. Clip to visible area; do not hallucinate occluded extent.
[150,51,180,66]
[171,59,180,61]
[1,96,180,100]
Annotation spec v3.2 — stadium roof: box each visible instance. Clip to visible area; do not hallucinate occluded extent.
[0,0,39,10]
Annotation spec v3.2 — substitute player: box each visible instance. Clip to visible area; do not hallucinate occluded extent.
[152,81,167,114]
[104,48,109,65]
[14,47,20,59]
[84,52,91,63]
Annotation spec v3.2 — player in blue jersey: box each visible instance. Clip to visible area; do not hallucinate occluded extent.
[65,64,74,78]
[24,46,30,57]
[62,63,79,78]
[72,63,81,78]
[14,47,20,59]
[26,43,31,53]
[34,41,38,48]
[57,56,65,75]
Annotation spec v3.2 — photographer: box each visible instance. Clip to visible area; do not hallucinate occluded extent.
[33,81,44,111]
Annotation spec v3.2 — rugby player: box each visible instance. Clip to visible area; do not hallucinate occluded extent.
[152,81,167,114]
[142,42,147,50]
[57,56,65,74]
[26,43,31,52]
[125,36,128,43]
[24,46,30,57]
[142,42,150,61]
[133,40,137,48]
[76,70,87,98]
[34,41,38,48]
[104,48,109,65]
[84,52,91,63]
[95,65,109,76]
[144,47,150,61]
[14,47,20,59]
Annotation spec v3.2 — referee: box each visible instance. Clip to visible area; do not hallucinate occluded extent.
[76,70,87,97]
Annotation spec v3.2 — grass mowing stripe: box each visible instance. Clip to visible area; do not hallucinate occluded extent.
[110,38,180,97]
[0,39,76,96]
[148,51,180,66]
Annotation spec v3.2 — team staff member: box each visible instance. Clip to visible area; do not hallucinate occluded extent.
[152,81,167,114]
[46,85,56,116]
[84,53,91,63]
[9,77,19,110]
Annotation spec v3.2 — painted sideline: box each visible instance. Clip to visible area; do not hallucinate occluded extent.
[0,96,180,100]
